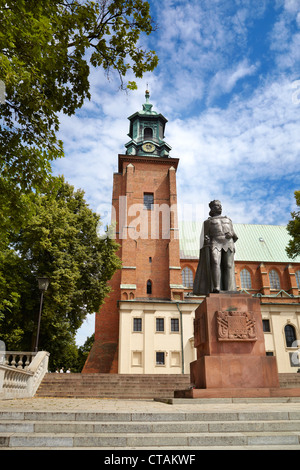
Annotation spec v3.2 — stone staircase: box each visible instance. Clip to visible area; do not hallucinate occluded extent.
[35,372,300,399]
[35,373,191,399]
[1,406,300,449]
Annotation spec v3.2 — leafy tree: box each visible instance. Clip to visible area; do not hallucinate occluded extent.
[0,177,121,368]
[0,0,158,240]
[286,190,300,259]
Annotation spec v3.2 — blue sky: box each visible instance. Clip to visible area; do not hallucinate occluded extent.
[52,0,300,345]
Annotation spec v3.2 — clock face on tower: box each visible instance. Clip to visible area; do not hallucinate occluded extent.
[142,143,155,153]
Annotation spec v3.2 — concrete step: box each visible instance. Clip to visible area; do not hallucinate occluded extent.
[1,419,300,433]
[1,409,300,449]
[2,431,300,448]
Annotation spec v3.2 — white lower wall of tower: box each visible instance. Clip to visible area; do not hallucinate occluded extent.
[118,301,199,374]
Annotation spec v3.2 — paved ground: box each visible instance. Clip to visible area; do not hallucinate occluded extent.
[1,397,300,414]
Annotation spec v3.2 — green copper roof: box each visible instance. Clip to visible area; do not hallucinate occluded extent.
[125,90,171,157]
[127,90,165,120]
[179,221,300,263]
[141,89,157,115]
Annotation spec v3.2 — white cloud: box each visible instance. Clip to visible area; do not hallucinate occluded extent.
[284,0,300,13]
[268,1,300,72]
[207,60,258,103]
[167,76,299,225]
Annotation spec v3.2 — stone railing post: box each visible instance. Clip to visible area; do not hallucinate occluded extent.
[0,350,49,399]
[26,351,50,396]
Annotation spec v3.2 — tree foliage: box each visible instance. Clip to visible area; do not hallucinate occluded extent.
[0,0,158,240]
[286,190,300,259]
[0,177,121,369]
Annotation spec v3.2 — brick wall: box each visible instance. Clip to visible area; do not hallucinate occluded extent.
[83,154,183,373]
[181,259,300,301]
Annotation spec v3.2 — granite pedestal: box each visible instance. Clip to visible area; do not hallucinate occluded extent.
[175,293,300,399]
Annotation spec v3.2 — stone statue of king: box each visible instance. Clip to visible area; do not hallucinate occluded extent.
[193,200,238,295]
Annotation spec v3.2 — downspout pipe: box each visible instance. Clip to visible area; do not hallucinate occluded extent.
[176,302,184,374]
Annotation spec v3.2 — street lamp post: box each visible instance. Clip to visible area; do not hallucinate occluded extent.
[34,277,50,353]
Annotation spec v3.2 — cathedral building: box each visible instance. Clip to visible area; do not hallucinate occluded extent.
[83,92,300,376]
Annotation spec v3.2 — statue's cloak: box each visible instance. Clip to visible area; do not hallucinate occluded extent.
[193,245,212,296]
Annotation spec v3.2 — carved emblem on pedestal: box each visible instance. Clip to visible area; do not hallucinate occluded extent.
[217,310,257,341]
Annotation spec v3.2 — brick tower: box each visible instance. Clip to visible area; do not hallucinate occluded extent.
[83,91,184,373]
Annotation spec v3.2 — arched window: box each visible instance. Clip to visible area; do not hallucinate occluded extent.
[269,269,280,289]
[240,269,252,289]
[146,280,152,295]
[285,324,297,347]
[296,270,300,289]
[144,127,153,139]
[182,267,193,288]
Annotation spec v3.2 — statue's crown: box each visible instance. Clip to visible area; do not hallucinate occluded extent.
[209,199,221,208]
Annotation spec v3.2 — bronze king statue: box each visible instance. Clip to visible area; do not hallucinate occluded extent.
[193,200,238,295]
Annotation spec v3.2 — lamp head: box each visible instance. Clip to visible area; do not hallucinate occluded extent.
[37,277,50,292]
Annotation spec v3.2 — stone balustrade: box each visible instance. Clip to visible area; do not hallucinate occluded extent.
[1,351,36,370]
[0,351,49,399]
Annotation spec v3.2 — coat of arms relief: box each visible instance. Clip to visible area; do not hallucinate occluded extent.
[217,310,257,341]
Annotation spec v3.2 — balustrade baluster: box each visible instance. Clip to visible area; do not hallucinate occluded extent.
[11,354,16,368]
[16,355,22,369]
[24,355,30,370]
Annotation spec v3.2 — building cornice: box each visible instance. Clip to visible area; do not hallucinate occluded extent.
[118,154,179,173]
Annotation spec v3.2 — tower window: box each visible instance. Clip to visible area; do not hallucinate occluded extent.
[147,279,152,295]
[144,127,153,139]
[269,270,280,289]
[240,269,252,289]
[144,193,154,210]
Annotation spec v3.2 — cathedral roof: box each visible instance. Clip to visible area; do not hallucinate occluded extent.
[179,221,300,263]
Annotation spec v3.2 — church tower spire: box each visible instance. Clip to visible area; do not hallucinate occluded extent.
[125,90,172,157]
[142,88,153,113]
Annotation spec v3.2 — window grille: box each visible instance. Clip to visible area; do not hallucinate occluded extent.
[133,318,142,332]
[156,318,164,332]
[240,269,252,289]
[269,270,280,289]
[171,318,179,332]
[295,270,300,289]
[182,267,193,288]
